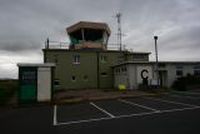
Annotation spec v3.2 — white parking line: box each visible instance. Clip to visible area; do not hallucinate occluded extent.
[118,99,159,112]
[56,116,112,126]
[55,106,200,126]
[53,105,57,126]
[172,90,200,95]
[90,102,115,118]
[56,111,157,126]
[168,94,200,100]
[159,106,200,113]
[144,97,199,108]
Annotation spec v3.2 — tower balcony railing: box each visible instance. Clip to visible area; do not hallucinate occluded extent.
[44,40,120,50]
[44,41,69,49]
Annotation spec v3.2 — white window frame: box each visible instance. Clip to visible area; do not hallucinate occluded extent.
[73,55,80,64]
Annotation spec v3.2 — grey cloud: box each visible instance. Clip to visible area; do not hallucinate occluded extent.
[0,40,42,52]
[0,0,200,78]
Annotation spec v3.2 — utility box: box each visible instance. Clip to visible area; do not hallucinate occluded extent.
[17,63,55,103]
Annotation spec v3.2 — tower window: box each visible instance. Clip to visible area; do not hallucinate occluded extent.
[73,55,80,64]
[83,75,88,81]
[54,55,58,64]
[100,55,107,63]
[54,79,60,86]
[71,76,76,81]
[101,72,108,77]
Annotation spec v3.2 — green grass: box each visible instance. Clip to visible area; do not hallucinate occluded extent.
[0,80,18,105]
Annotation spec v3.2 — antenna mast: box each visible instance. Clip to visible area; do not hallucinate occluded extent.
[116,13,122,51]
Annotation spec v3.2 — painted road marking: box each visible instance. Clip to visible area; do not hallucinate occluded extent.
[145,97,199,108]
[118,99,159,112]
[55,106,200,126]
[53,105,57,126]
[90,102,115,118]
[172,90,200,95]
[168,94,200,100]
[158,106,200,113]
[56,116,112,126]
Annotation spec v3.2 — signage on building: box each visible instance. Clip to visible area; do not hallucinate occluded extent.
[137,66,153,85]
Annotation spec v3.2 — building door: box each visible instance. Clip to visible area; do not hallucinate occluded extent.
[19,67,37,103]
[37,67,51,101]
[159,71,167,88]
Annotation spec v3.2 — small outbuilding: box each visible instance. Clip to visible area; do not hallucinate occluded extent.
[113,61,200,90]
[17,63,55,103]
[113,61,153,90]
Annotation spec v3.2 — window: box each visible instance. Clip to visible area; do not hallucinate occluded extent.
[158,63,166,68]
[71,76,76,81]
[194,65,200,70]
[115,69,118,73]
[121,67,124,72]
[193,65,200,76]
[73,55,80,64]
[115,68,120,74]
[54,55,58,64]
[100,55,107,63]
[101,72,108,77]
[121,67,127,72]
[54,79,60,88]
[83,75,88,81]
[132,54,148,61]
[176,66,183,77]
[54,79,60,86]
[194,70,200,76]
[118,68,120,73]
[124,67,127,72]
[176,70,183,76]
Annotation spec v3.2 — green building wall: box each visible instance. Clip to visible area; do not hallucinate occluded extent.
[43,49,122,90]
[43,49,150,90]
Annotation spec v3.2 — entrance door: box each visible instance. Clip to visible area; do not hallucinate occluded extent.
[19,67,37,103]
[37,67,51,101]
[159,71,167,88]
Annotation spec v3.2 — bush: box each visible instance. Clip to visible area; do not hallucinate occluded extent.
[172,75,200,91]
[0,80,18,105]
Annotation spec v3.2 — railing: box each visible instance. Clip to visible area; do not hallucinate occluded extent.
[45,41,69,49]
[44,40,121,50]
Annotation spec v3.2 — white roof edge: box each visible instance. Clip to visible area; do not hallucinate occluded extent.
[112,61,200,67]
[17,63,56,67]
[149,61,200,64]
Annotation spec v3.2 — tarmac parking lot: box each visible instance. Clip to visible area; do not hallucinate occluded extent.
[1,90,200,134]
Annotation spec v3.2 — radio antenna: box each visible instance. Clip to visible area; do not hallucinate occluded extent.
[115,13,122,51]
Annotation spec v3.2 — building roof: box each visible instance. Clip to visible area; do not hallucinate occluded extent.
[112,61,151,67]
[124,51,151,55]
[66,21,111,35]
[17,63,56,67]
[43,48,151,54]
[149,61,200,64]
[112,61,200,67]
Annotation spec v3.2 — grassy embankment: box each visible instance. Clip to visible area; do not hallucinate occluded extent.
[0,80,18,105]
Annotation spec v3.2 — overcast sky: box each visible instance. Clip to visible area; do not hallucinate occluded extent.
[0,0,200,78]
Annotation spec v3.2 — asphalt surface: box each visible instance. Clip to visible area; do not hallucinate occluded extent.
[1,90,200,134]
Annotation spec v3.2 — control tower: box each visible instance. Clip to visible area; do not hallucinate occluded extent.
[66,21,111,50]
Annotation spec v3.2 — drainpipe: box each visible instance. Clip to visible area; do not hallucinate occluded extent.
[97,52,100,89]
[154,36,159,87]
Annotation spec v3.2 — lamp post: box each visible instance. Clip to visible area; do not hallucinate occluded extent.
[154,36,159,87]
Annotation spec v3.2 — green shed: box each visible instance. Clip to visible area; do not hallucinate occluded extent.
[18,63,55,103]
